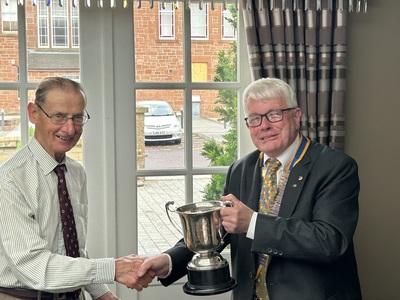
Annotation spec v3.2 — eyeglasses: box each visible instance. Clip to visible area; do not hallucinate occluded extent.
[36,103,90,125]
[244,107,296,128]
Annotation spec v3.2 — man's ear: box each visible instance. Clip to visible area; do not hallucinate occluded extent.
[27,102,38,124]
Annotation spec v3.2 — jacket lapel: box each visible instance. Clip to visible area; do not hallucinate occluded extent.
[278,148,312,218]
[246,151,263,212]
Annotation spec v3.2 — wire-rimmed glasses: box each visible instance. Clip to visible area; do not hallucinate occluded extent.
[36,103,90,125]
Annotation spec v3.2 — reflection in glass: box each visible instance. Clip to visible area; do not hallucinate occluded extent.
[137,175,212,255]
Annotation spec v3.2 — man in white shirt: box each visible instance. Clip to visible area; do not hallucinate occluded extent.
[0,77,154,300]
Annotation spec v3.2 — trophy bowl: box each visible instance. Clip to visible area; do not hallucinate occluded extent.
[166,201,237,296]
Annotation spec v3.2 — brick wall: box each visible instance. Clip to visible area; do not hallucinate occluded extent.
[0,4,234,119]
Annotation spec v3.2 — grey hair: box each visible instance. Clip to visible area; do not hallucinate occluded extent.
[242,78,298,115]
[34,77,87,105]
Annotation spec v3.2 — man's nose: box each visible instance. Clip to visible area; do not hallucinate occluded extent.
[260,115,272,127]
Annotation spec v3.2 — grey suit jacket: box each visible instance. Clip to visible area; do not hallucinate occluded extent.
[161,141,362,300]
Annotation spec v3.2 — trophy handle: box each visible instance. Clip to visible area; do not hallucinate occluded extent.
[219,200,234,246]
[165,201,183,235]
[222,200,234,207]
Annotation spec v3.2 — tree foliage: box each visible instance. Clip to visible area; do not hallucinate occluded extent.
[201,6,238,200]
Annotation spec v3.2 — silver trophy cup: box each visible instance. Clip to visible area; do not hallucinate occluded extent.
[165,200,237,296]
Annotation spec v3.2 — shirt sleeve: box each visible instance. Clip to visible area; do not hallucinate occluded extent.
[0,179,116,292]
[246,212,258,240]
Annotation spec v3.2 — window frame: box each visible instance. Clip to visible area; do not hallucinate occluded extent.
[37,0,78,49]
[0,3,251,298]
[221,6,236,40]
[1,0,18,34]
[158,1,175,40]
[190,2,208,40]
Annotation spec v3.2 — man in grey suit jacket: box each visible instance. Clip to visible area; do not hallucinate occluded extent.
[138,78,362,300]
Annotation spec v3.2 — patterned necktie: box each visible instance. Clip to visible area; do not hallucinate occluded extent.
[259,158,281,214]
[55,164,81,299]
[256,158,281,300]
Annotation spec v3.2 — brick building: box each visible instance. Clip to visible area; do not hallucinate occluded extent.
[0,0,236,118]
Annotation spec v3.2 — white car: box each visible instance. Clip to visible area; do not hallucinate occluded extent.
[137,100,182,144]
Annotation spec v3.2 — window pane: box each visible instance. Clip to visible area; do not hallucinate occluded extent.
[192,90,236,169]
[28,0,80,82]
[191,3,208,39]
[191,4,238,82]
[134,1,184,82]
[159,2,174,39]
[137,175,213,255]
[136,91,184,169]
[0,90,22,164]
[37,0,49,47]
[1,0,18,33]
[71,2,79,47]
[0,33,19,83]
[222,5,236,39]
[51,0,69,47]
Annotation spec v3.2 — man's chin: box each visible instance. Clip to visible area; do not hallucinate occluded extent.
[259,143,280,157]
[55,143,75,155]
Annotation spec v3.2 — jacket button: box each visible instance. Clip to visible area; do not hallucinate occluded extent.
[278,250,283,256]
[249,272,254,278]
[273,249,278,255]
[267,248,273,253]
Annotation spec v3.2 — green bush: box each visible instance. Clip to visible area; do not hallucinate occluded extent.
[201,6,238,201]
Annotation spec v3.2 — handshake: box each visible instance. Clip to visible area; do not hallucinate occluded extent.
[114,253,170,290]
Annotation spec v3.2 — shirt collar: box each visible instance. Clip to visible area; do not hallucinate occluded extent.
[263,134,300,170]
[28,137,64,175]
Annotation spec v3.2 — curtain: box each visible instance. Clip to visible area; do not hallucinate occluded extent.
[241,0,356,151]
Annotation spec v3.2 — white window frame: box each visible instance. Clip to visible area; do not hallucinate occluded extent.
[71,1,79,48]
[1,0,18,34]
[221,6,236,40]
[50,0,69,48]
[190,2,208,40]
[37,0,50,47]
[37,0,78,48]
[159,1,175,39]
[1,2,251,298]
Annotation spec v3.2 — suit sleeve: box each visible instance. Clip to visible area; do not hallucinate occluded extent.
[158,239,194,286]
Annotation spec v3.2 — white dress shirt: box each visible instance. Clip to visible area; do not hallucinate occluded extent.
[0,137,114,299]
[246,135,300,239]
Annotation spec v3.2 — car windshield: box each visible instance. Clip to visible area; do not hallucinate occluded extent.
[140,103,174,117]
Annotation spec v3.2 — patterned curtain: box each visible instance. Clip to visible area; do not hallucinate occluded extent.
[241,0,352,150]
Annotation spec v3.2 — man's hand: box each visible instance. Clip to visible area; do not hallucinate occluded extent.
[115,254,156,290]
[137,254,170,279]
[220,194,254,234]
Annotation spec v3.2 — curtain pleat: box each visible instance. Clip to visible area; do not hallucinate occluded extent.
[241,0,349,151]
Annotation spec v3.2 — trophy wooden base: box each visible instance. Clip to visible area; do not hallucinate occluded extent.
[183,262,237,296]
